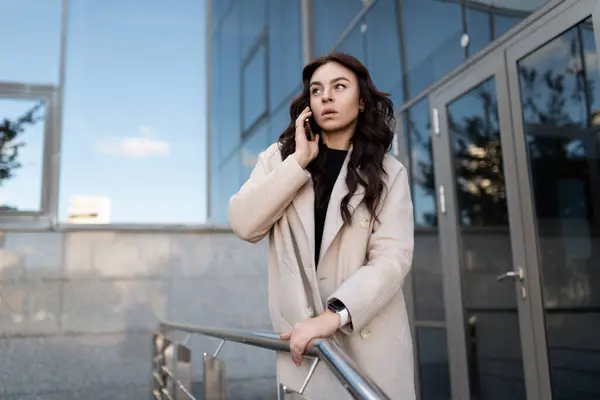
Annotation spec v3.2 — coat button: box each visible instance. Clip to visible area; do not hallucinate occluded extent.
[360,218,369,228]
[360,328,371,339]
[305,305,314,317]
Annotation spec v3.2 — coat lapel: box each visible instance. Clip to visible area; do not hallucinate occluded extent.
[318,147,365,266]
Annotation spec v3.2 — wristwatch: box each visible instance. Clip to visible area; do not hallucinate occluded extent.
[327,300,350,328]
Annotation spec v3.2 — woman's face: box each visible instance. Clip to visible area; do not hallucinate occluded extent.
[308,61,362,133]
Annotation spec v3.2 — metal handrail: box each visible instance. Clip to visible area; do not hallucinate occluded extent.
[159,319,391,400]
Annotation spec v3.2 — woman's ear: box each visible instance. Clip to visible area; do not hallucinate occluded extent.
[359,99,365,112]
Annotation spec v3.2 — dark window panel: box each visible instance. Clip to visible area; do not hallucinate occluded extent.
[416,327,452,400]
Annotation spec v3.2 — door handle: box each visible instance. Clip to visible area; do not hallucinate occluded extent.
[497,267,524,282]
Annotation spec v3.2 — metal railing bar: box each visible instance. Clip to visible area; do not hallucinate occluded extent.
[159,365,197,400]
[299,358,320,394]
[158,319,391,400]
[314,341,391,400]
[213,339,226,357]
[159,320,318,356]
[161,387,174,400]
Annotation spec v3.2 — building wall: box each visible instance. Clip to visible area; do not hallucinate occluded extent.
[0,230,274,399]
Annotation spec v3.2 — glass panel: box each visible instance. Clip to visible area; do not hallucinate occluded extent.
[243,44,268,131]
[466,7,492,57]
[364,0,404,105]
[313,0,364,56]
[218,5,242,162]
[239,0,266,58]
[414,233,445,321]
[269,0,302,111]
[0,0,62,84]
[60,0,206,224]
[402,0,464,98]
[447,78,526,399]
[416,327,452,400]
[240,122,269,181]
[404,98,437,227]
[215,152,241,226]
[335,20,366,64]
[0,98,45,212]
[269,102,292,144]
[517,19,600,398]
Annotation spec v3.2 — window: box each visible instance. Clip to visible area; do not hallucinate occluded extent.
[239,0,267,58]
[242,43,268,133]
[0,0,62,84]
[416,328,452,400]
[240,121,269,181]
[268,0,302,111]
[336,20,366,64]
[313,0,364,56]
[60,0,206,224]
[0,93,53,216]
[364,0,404,105]
[401,0,464,98]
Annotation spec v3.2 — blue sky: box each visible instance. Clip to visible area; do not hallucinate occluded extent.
[1,0,207,223]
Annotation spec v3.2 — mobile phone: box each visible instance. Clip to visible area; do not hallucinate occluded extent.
[304,114,319,141]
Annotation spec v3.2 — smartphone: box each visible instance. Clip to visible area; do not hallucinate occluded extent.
[304,114,319,141]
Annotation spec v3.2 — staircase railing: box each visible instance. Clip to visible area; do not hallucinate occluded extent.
[152,319,391,400]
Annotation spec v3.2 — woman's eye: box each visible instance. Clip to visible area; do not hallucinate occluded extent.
[335,83,346,90]
[311,88,322,95]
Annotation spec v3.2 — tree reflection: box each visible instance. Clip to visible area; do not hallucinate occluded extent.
[0,101,44,210]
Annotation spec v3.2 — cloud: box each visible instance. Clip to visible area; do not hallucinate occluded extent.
[95,126,170,158]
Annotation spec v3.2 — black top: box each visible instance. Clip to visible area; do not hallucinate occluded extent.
[313,148,348,266]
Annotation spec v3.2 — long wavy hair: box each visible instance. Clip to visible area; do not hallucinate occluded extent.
[278,52,395,224]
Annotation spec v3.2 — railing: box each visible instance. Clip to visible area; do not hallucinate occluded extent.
[152,319,391,400]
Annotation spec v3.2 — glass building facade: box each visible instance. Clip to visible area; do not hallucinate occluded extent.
[209,1,600,399]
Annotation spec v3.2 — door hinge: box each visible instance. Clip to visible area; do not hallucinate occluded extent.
[438,185,446,214]
[432,107,440,136]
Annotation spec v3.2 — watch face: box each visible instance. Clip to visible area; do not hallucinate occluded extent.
[328,301,345,313]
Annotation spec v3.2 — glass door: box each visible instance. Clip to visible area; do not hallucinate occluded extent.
[430,51,540,400]
[505,1,600,398]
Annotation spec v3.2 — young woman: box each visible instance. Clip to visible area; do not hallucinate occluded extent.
[229,52,415,399]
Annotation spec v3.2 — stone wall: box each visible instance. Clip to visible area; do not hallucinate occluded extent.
[0,230,275,399]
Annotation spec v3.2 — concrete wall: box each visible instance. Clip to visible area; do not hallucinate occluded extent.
[0,230,275,399]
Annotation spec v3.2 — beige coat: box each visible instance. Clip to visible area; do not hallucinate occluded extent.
[229,143,415,400]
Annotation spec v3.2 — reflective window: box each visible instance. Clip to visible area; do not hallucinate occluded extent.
[240,122,269,181]
[336,20,366,64]
[416,327,452,400]
[214,152,241,226]
[218,5,242,162]
[404,99,436,227]
[60,0,206,224]
[242,44,268,132]
[402,0,464,98]
[313,0,363,56]
[269,102,292,145]
[466,7,492,57]
[364,0,404,105]
[0,0,62,84]
[268,0,302,111]
[0,98,46,212]
[517,18,600,398]
[239,0,267,58]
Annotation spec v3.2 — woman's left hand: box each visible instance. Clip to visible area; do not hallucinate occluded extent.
[280,311,340,366]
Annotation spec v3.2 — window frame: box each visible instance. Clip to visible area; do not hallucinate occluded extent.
[0,82,61,229]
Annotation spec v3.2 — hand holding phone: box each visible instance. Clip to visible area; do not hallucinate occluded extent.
[293,106,320,168]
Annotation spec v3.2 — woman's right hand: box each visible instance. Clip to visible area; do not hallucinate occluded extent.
[293,107,320,169]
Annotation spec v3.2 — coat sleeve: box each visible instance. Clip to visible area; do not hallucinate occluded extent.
[228,148,311,243]
[327,165,414,334]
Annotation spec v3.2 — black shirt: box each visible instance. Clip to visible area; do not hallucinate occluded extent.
[313,148,348,266]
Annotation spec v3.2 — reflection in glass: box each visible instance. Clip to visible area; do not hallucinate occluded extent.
[0,0,62,84]
[0,98,45,212]
[243,44,268,132]
[518,19,600,398]
[466,7,492,57]
[313,0,363,56]
[417,327,451,400]
[240,122,269,182]
[447,78,526,399]
[60,1,206,223]
[364,0,404,105]
[335,20,366,64]
[404,98,436,227]
[402,0,464,98]
[268,0,302,111]
[413,234,445,321]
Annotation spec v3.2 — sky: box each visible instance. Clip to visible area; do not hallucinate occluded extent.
[1,0,207,224]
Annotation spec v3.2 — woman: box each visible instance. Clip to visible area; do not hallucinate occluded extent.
[228,52,415,399]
